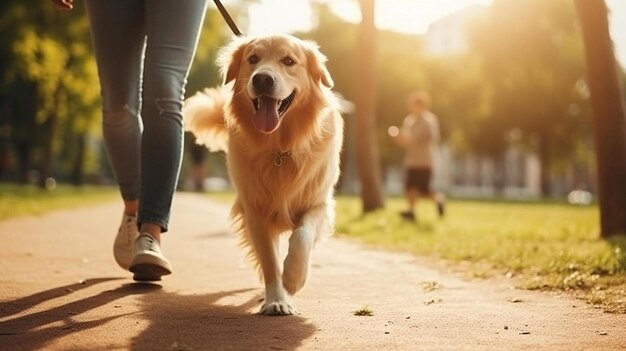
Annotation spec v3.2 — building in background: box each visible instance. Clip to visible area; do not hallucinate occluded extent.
[423,4,486,57]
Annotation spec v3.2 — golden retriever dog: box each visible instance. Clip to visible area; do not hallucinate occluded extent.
[183,34,343,315]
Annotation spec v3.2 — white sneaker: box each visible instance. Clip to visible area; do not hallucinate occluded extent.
[129,233,172,281]
[113,213,139,270]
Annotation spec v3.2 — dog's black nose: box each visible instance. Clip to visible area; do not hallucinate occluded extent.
[252,73,275,93]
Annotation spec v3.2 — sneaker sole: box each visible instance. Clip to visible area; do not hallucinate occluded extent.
[130,263,171,282]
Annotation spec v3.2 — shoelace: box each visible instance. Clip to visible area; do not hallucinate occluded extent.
[138,235,158,253]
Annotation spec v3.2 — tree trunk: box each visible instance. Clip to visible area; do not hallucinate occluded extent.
[38,88,62,189]
[355,0,384,212]
[71,133,86,186]
[15,141,32,183]
[38,113,57,188]
[574,0,626,237]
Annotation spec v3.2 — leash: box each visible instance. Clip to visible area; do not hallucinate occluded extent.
[212,0,243,37]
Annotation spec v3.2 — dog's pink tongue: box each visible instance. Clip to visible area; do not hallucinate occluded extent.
[253,96,280,133]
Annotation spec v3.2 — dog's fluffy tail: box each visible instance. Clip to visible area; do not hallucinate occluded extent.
[183,86,230,152]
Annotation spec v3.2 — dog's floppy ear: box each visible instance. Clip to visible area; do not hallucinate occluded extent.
[218,36,249,85]
[303,40,334,88]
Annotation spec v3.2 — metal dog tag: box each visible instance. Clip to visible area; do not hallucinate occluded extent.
[274,154,283,167]
[273,151,291,167]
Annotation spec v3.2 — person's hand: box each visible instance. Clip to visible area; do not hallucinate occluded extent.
[50,0,74,10]
[389,125,407,147]
[388,125,399,138]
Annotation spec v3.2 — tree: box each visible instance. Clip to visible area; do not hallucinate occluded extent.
[187,9,231,94]
[0,1,100,185]
[354,0,385,212]
[574,0,626,237]
[468,0,588,196]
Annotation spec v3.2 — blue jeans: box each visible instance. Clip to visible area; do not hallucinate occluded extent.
[85,0,207,231]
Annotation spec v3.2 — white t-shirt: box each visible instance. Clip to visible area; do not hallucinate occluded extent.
[399,110,440,168]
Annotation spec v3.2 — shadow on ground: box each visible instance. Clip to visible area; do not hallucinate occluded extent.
[131,288,317,350]
[0,279,317,350]
[0,277,124,319]
[0,278,150,350]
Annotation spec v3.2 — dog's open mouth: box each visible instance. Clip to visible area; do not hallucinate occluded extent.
[251,90,296,133]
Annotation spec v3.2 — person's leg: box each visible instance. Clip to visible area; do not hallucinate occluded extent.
[138,0,208,241]
[84,0,145,210]
[418,168,445,218]
[189,141,207,192]
[402,168,418,221]
[406,188,418,212]
[85,0,146,270]
[431,191,446,218]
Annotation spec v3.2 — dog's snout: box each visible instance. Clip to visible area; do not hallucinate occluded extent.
[252,73,275,93]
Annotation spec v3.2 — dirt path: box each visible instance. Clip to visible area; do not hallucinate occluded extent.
[0,193,624,350]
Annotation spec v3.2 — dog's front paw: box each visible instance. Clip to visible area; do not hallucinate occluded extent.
[260,299,296,315]
[283,229,311,295]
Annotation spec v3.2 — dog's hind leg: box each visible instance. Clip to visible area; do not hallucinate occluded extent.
[283,205,329,296]
[247,217,295,315]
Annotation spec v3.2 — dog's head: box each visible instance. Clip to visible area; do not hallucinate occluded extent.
[219,34,334,135]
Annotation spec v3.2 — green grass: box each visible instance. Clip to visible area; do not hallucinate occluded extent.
[353,305,374,316]
[335,196,626,313]
[0,183,117,220]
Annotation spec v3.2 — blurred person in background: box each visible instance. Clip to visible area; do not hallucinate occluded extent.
[186,134,208,192]
[389,90,446,222]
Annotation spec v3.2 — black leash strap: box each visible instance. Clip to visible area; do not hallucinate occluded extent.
[212,0,243,37]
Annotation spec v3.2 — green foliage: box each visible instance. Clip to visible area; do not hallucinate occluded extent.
[12,30,67,122]
[298,3,358,104]
[302,1,593,179]
[186,9,230,95]
[1,2,98,126]
[336,196,626,313]
[421,54,494,155]
[375,31,427,165]
[466,0,589,165]
[0,1,101,182]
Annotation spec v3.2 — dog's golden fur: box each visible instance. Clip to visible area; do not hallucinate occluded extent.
[183,34,343,315]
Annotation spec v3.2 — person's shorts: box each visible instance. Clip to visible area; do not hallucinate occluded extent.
[405,167,432,194]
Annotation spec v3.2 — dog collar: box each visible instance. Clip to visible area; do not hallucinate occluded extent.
[273,151,292,167]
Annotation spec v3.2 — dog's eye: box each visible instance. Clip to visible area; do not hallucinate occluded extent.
[282,56,296,66]
[248,55,260,64]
